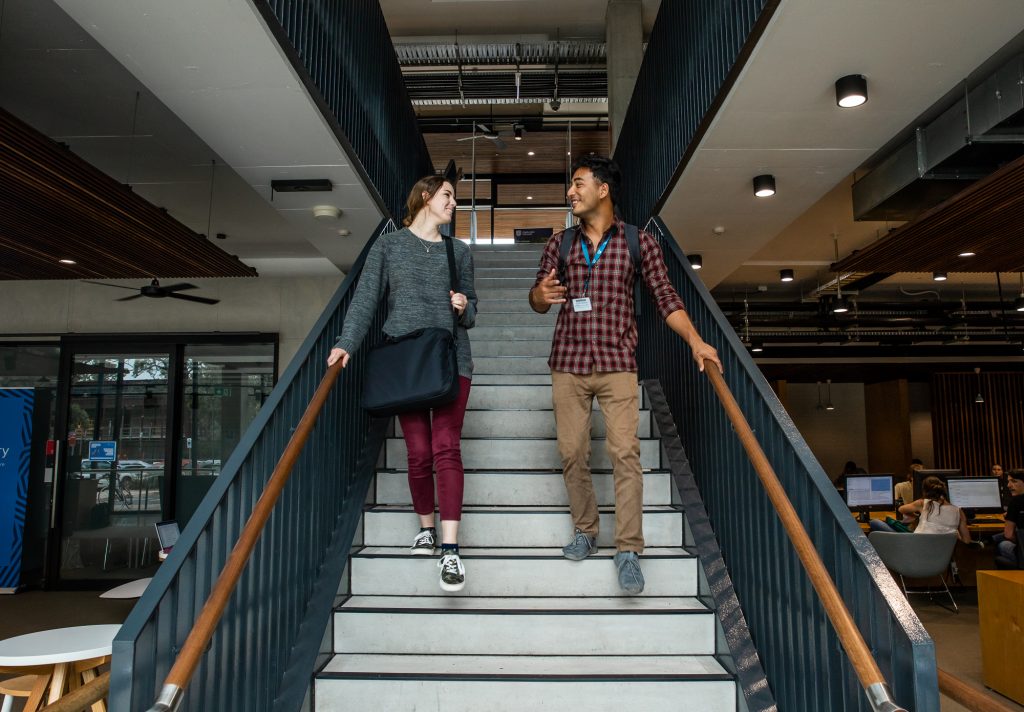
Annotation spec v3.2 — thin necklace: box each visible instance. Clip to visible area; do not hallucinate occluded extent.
[410,227,442,254]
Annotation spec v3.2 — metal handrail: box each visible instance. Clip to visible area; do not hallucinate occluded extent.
[146,362,343,712]
[701,363,904,712]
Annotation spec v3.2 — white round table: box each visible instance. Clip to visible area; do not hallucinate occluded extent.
[0,624,119,707]
[100,578,152,599]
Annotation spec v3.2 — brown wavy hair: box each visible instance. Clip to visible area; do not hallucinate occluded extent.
[921,475,949,516]
[402,175,449,227]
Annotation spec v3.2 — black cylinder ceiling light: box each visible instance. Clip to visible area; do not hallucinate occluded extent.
[752,174,776,198]
[835,74,868,108]
[779,268,794,282]
[688,254,703,270]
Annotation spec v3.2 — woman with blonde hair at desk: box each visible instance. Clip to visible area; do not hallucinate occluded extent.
[869,476,972,542]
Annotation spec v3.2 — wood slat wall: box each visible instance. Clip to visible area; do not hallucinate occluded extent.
[931,372,1024,474]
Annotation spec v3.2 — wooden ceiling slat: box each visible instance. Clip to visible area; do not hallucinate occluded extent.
[836,154,1024,274]
[0,107,256,280]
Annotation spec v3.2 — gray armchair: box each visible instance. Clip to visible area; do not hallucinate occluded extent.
[868,531,959,612]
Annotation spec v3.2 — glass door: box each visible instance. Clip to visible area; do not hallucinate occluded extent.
[56,351,171,582]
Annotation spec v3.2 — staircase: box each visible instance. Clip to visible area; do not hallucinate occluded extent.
[313,243,737,711]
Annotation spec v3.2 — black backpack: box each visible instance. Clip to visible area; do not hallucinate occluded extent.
[558,223,643,315]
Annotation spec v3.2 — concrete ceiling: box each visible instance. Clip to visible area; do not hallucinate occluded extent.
[1,0,385,278]
[659,0,1024,301]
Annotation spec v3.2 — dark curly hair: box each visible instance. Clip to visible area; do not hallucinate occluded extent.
[571,154,622,206]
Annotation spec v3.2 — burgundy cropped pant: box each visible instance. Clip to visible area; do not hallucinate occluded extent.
[397,376,471,521]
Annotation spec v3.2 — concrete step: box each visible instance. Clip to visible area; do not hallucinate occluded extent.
[472,374,551,385]
[474,266,542,279]
[362,505,683,548]
[465,383,644,409]
[476,276,537,290]
[384,436,661,470]
[376,468,667,505]
[471,287,539,300]
[470,325,554,340]
[469,243,546,253]
[334,595,714,656]
[349,546,693,596]
[474,311,556,326]
[315,655,735,712]
[471,256,543,268]
[473,356,551,374]
[476,298,540,313]
[396,408,652,438]
[472,339,551,356]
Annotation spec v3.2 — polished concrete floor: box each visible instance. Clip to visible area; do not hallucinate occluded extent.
[0,585,1019,710]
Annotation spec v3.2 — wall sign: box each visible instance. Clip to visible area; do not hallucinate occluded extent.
[88,440,117,462]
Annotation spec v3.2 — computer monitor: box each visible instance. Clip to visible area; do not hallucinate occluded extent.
[912,469,961,501]
[845,474,894,522]
[946,477,1003,516]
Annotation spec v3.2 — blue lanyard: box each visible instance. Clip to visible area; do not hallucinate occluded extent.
[579,231,612,294]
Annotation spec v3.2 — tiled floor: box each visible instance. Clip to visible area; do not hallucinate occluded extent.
[0,586,1020,710]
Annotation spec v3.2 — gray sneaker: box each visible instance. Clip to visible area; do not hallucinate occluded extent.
[614,551,645,594]
[562,528,597,560]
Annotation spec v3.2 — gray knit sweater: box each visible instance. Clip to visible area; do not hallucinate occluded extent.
[334,228,477,378]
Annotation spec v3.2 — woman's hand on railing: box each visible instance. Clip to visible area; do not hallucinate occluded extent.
[326,348,350,368]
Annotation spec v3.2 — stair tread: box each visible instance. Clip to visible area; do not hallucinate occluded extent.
[320,653,730,678]
[367,504,681,513]
[339,595,709,613]
[354,546,693,559]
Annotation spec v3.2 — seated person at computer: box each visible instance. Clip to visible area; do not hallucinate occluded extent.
[991,463,1009,503]
[869,476,971,543]
[894,458,923,507]
[994,469,1024,567]
[835,460,867,493]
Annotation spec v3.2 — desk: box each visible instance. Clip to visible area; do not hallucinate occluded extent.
[99,577,152,599]
[855,511,1004,535]
[0,624,119,710]
[978,570,1024,704]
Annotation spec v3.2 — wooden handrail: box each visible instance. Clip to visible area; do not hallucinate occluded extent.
[702,362,906,712]
[147,361,344,712]
[938,668,1018,712]
[38,671,110,712]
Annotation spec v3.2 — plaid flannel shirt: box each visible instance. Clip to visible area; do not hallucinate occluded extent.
[532,218,686,374]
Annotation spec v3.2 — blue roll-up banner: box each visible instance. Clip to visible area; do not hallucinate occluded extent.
[0,388,34,593]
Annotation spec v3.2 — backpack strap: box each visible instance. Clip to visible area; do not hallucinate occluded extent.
[558,224,644,316]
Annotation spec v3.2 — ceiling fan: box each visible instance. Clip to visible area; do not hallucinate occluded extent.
[82,278,220,305]
[457,123,507,150]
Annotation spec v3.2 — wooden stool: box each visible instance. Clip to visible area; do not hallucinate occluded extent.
[0,671,51,712]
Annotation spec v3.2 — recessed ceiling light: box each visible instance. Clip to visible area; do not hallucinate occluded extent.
[526,196,533,200]
[337,228,351,237]
[958,251,976,257]
[751,342,763,353]
[527,151,535,156]
[933,272,947,281]
[58,258,77,265]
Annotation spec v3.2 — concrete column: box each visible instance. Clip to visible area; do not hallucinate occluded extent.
[605,0,644,152]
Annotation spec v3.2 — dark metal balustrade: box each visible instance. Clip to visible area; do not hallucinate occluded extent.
[109,219,395,712]
[637,217,937,711]
[254,0,433,219]
[614,0,779,224]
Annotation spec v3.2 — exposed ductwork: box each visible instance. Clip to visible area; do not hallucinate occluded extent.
[853,53,1024,221]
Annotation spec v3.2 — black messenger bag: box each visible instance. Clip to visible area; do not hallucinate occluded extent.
[362,236,461,417]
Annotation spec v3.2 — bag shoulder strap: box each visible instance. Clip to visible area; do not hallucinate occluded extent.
[558,227,574,284]
[443,235,460,336]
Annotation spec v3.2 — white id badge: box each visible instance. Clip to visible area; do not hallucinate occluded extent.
[572,297,593,312]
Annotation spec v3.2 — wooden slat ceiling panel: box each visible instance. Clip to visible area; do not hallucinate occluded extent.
[0,107,256,280]
[834,153,1024,275]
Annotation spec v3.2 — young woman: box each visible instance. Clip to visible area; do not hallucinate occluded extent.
[326,176,476,592]
[871,476,971,543]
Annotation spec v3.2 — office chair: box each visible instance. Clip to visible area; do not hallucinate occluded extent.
[868,531,960,612]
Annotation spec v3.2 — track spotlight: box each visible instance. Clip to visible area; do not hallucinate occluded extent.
[688,254,703,270]
[514,125,524,141]
[835,74,868,108]
[752,174,776,198]
[779,268,794,282]
[933,272,947,281]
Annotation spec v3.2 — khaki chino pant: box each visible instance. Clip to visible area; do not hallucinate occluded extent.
[551,370,643,552]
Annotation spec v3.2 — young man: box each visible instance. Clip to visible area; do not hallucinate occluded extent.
[998,469,1024,568]
[528,154,722,594]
